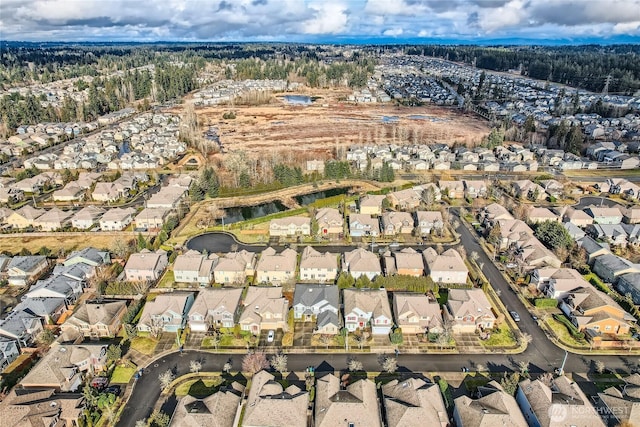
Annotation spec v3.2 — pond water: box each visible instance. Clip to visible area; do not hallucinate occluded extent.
[222,201,287,224]
[284,95,312,105]
[118,141,130,157]
[382,116,399,123]
[294,187,351,206]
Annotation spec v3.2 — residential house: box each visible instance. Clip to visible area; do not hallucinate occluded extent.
[343,288,393,334]
[439,180,464,198]
[393,293,443,334]
[0,187,23,204]
[26,275,84,306]
[269,216,311,237]
[592,253,639,283]
[527,207,559,224]
[315,207,344,236]
[516,237,562,270]
[623,206,640,224]
[415,210,444,235]
[423,248,468,284]
[388,187,423,210]
[15,297,66,324]
[416,183,442,202]
[173,250,218,285]
[512,180,545,201]
[187,288,243,332]
[516,376,605,427]
[242,370,308,427]
[538,179,565,198]
[292,284,340,334]
[124,249,168,282]
[481,203,514,225]
[584,206,623,224]
[135,207,171,230]
[5,206,44,229]
[70,206,105,230]
[616,273,640,304]
[92,182,128,202]
[20,343,108,391]
[445,288,496,334]
[315,374,381,427]
[99,207,135,231]
[0,338,19,372]
[0,309,43,348]
[213,250,257,284]
[560,285,635,336]
[382,377,449,427]
[33,207,73,231]
[64,247,111,268]
[563,222,586,240]
[255,247,298,285]
[598,374,640,427]
[137,292,195,333]
[463,180,487,198]
[392,248,425,277]
[0,389,85,427]
[52,184,85,202]
[578,235,610,265]
[299,246,338,282]
[587,223,630,246]
[349,213,381,237]
[532,268,590,299]
[239,286,288,333]
[453,381,528,427]
[172,382,245,427]
[342,248,382,280]
[359,194,386,215]
[60,300,127,339]
[6,255,49,286]
[562,207,594,227]
[381,211,414,236]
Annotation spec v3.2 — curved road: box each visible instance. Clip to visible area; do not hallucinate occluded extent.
[119,214,639,426]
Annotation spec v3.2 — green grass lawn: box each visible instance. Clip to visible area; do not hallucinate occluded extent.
[110,366,137,383]
[157,270,175,288]
[481,323,517,347]
[545,317,588,347]
[129,337,158,355]
[174,377,223,397]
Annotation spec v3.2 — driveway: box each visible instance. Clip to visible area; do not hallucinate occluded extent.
[293,322,314,347]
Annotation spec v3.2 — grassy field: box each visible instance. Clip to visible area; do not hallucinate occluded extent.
[0,234,133,254]
[110,366,137,383]
[481,323,517,347]
[174,377,223,397]
[545,316,588,348]
[129,337,158,355]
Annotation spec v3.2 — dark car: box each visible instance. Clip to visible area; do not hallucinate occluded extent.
[105,385,121,396]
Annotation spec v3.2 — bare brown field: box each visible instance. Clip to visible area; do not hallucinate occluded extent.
[0,234,133,254]
[195,89,490,162]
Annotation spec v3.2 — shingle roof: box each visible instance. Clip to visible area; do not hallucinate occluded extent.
[382,378,449,427]
[243,370,308,427]
[315,374,381,427]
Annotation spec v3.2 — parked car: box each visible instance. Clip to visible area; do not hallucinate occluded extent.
[91,377,109,389]
[510,311,521,322]
[105,385,121,396]
[267,330,275,343]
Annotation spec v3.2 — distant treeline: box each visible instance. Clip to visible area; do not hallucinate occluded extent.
[401,45,640,94]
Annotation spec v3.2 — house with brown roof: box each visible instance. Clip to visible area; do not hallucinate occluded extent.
[52,183,85,202]
[255,247,298,285]
[439,180,464,198]
[299,246,338,282]
[99,207,135,231]
[239,286,289,333]
[124,249,168,282]
[453,381,527,427]
[20,342,108,391]
[423,248,468,284]
[415,210,444,235]
[137,292,195,333]
[463,180,487,199]
[560,285,635,336]
[315,207,344,236]
[393,293,443,334]
[382,377,449,427]
[315,374,381,427]
[70,206,104,230]
[342,248,382,280]
[381,211,414,236]
[0,389,85,427]
[445,288,496,334]
[242,370,308,427]
[359,194,386,215]
[623,206,640,224]
[173,250,218,285]
[516,237,562,270]
[92,182,129,202]
[494,219,534,250]
[392,248,425,277]
[481,202,513,225]
[172,382,245,427]
[562,207,594,227]
[598,374,640,427]
[343,288,392,334]
[135,207,171,230]
[5,206,44,229]
[60,300,127,340]
[213,250,257,285]
[532,268,591,299]
[511,180,545,201]
[516,376,605,427]
[527,207,559,224]
[387,187,423,210]
[269,216,311,237]
[33,207,73,231]
[187,288,243,332]
[349,213,381,237]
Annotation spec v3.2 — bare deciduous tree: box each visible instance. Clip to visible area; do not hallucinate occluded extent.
[223,361,232,374]
[135,419,147,427]
[520,333,533,346]
[539,372,554,387]
[242,350,269,374]
[158,370,175,390]
[270,353,288,375]
[347,358,363,372]
[380,356,398,373]
[470,251,479,263]
[595,360,606,374]
[190,360,202,374]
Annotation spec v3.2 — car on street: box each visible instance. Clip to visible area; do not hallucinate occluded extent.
[267,330,275,343]
[510,311,521,322]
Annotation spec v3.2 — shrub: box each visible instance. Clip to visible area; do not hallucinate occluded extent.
[389,329,403,345]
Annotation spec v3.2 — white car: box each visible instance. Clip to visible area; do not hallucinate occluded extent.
[267,330,275,343]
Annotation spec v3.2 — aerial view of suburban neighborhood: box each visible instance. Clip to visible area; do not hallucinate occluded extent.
[2,1,640,427]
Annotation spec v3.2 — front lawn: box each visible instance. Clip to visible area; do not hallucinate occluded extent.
[129,337,158,355]
[545,316,588,347]
[157,270,175,288]
[481,323,517,347]
[110,366,137,383]
[174,377,223,397]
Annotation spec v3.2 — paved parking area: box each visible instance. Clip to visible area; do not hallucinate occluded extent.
[186,332,205,349]
[257,329,284,347]
[156,333,178,352]
[293,323,314,347]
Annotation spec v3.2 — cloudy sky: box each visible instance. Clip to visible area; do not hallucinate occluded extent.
[2,0,640,43]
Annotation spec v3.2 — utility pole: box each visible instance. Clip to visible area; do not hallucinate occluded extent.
[602,74,612,95]
[557,350,568,376]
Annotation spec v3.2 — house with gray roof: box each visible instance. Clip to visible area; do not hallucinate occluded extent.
[26,274,84,306]
[516,376,605,427]
[187,288,243,332]
[616,273,640,305]
[415,210,444,235]
[64,247,110,267]
[584,206,623,224]
[382,377,449,427]
[173,250,218,285]
[172,382,245,427]
[393,293,443,335]
[6,255,49,286]
[60,300,127,340]
[16,297,66,324]
[242,370,308,427]
[99,207,135,231]
[0,309,43,347]
[137,292,195,333]
[293,284,340,335]
[532,267,591,300]
[0,338,19,372]
[592,253,639,284]
[124,249,168,282]
[343,288,392,335]
[0,388,85,427]
[315,374,381,427]
[453,381,527,427]
[423,248,468,284]
[598,374,640,427]
[381,211,414,236]
[299,246,338,283]
[577,235,610,264]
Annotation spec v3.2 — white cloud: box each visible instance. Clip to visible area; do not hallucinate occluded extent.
[301,1,349,34]
[383,28,404,36]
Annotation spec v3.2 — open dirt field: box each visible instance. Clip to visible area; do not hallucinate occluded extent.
[0,234,134,254]
[195,89,490,162]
